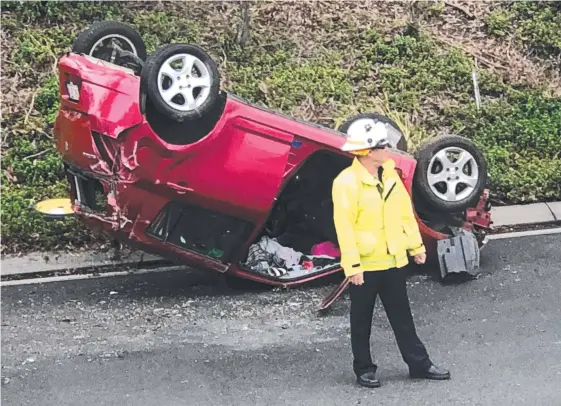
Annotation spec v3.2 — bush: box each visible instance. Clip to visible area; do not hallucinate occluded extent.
[0,182,101,252]
[1,1,560,253]
[484,10,513,37]
[227,50,354,114]
[484,2,561,65]
[453,91,561,203]
[512,2,561,61]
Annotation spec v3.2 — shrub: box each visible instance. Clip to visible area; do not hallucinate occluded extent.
[1,182,101,252]
[1,2,560,253]
[484,2,561,65]
[484,10,513,37]
[454,91,561,203]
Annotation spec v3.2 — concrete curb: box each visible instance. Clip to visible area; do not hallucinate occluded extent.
[1,201,560,280]
[1,248,166,278]
[490,202,560,227]
[0,264,189,287]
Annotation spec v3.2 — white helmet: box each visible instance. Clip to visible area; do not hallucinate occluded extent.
[341,120,390,152]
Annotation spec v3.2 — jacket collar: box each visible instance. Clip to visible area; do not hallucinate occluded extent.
[351,157,396,186]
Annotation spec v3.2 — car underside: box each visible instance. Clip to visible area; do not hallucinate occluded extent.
[46,21,493,309]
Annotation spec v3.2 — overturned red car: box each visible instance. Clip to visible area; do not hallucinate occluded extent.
[51,22,492,308]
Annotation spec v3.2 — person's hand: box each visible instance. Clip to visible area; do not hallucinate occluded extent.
[413,253,426,264]
[349,272,364,286]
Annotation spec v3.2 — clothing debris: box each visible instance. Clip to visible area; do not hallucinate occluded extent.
[311,241,341,258]
[245,236,302,268]
[244,236,339,277]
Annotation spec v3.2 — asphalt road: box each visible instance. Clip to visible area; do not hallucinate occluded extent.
[2,234,561,406]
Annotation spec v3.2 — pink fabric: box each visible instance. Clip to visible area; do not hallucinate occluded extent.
[311,241,341,258]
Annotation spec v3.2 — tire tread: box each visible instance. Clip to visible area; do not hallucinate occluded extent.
[72,21,147,61]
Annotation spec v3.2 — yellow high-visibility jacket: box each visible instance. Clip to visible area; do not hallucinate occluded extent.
[332,158,426,277]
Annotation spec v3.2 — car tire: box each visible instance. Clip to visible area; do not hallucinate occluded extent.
[140,43,221,122]
[338,112,408,152]
[72,21,147,62]
[413,135,488,213]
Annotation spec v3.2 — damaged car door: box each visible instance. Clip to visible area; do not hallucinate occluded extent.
[123,109,296,269]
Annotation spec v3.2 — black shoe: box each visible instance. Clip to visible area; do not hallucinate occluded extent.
[356,372,381,388]
[410,364,451,380]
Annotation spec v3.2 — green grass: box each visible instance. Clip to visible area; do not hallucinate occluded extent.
[1,1,560,253]
[484,2,561,64]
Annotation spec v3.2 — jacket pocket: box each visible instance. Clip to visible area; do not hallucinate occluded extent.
[402,223,412,238]
[401,224,417,249]
[356,231,378,256]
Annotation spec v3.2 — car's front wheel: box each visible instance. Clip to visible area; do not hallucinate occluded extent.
[413,135,488,213]
[140,43,221,122]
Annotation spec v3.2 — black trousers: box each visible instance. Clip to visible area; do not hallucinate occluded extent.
[349,268,432,376]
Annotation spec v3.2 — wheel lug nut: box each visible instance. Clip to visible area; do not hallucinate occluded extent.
[447,177,451,181]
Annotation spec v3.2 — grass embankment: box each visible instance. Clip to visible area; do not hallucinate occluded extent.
[1,1,560,253]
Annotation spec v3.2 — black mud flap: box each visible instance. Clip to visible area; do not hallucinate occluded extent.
[437,228,481,280]
[318,277,350,312]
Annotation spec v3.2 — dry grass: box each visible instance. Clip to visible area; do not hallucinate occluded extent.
[415,0,561,96]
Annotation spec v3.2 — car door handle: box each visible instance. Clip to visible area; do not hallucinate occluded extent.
[166,182,194,194]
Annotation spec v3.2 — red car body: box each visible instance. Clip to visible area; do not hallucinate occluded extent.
[53,53,491,307]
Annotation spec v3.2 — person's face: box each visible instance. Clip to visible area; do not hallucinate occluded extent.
[367,145,389,164]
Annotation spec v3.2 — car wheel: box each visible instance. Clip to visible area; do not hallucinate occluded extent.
[140,43,221,122]
[338,112,408,152]
[413,135,488,213]
[72,21,147,62]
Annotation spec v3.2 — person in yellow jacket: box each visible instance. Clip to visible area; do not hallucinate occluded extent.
[332,121,450,388]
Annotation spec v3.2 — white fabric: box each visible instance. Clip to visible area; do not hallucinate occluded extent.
[245,236,303,271]
[257,236,302,267]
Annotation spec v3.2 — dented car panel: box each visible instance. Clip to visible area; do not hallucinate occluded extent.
[58,54,144,139]
[54,51,492,308]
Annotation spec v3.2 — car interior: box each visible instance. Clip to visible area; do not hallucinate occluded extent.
[240,150,351,281]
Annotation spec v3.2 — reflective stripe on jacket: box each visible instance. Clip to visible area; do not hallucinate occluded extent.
[332,158,426,277]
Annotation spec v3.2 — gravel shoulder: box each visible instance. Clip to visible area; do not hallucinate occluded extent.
[1,234,561,406]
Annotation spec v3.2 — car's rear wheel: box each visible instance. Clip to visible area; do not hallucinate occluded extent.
[72,21,147,63]
[413,135,488,213]
[141,43,221,122]
[338,113,408,152]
